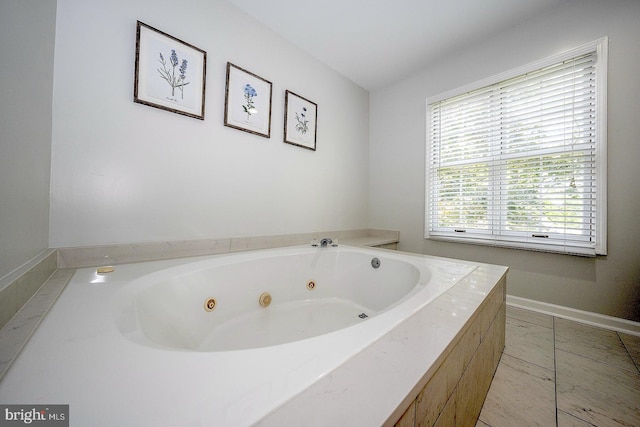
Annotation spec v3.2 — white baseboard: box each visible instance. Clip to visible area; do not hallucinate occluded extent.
[507,295,640,337]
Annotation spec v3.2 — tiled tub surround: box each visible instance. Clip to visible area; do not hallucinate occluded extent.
[56,229,400,268]
[392,276,506,427]
[0,246,507,426]
[0,269,74,378]
[0,249,57,329]
[0,250,61,377]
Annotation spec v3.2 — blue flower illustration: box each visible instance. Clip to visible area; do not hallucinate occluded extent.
[242,84,258,120]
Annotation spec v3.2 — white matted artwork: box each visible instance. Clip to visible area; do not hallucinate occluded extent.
[284,90,317,151]
[133,21,206,120]
[224,62,273,138]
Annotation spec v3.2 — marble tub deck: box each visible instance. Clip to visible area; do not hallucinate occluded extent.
[477,306,640,427]
[1,245,507,426]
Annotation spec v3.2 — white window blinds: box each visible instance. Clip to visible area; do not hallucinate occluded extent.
[426,39,607,256]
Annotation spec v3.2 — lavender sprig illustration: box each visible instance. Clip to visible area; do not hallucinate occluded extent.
[158,50,189,99]
[295,107,309,135]
[242,84,258,120]
[178,59,188,99]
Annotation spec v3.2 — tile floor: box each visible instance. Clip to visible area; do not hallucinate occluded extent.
[476,306,640,427]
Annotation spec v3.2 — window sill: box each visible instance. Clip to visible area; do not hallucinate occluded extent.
[426,234,600,257]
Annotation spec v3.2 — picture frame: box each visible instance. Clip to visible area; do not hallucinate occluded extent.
[284,90,317,151]
[134,21,206,120]
[224,62,273,138]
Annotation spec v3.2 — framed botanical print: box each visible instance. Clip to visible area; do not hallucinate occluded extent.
[133,21,206,120]
[224,62,273,138]
[284,90,317,151]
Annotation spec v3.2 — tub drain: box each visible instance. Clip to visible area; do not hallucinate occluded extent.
[358,313,368,319]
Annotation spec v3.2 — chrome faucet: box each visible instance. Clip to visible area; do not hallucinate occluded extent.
[311,237,338,247]
[320,238,333,247]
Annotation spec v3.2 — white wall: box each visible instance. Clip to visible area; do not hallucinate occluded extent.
[0,0,56,280]
[369,0,640,321]
[50,0,370,247]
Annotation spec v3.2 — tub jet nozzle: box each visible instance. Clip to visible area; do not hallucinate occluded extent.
[259,292,272,307]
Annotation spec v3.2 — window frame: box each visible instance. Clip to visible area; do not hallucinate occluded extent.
[425,38,607,256]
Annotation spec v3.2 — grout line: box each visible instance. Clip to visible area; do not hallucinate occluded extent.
[558,410,599,427]
[503,313,555,373]
[552,315,631,427]
[554,319,639,374]
[553,316,559,427]
[616,331,640,374]
[505,314,553,330]
[497,351,554,377]
[411,399,416,427]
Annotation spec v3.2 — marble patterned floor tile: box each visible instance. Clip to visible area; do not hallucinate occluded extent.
[506,305,554,328]
[478,353,555,427]
[504,316,554,370]
[554,318,637,373]
[557,410,597,427]
[475,419,490,427]
[556,348,640,427]
[619,332,640,372]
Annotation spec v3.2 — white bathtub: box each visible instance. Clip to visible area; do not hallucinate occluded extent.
[0,245,506,426]
[115,248,444,352]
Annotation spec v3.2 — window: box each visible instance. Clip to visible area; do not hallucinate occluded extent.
[426,38,607,256]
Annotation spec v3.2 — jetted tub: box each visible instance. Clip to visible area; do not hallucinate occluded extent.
[115,248,448,352]
[0,245,507,426]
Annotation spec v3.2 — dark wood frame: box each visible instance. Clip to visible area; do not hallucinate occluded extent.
[284,90,317,151]
[134,21,206,120]
[224,62,273,138]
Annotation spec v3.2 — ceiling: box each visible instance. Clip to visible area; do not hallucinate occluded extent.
[226,0,571,91]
